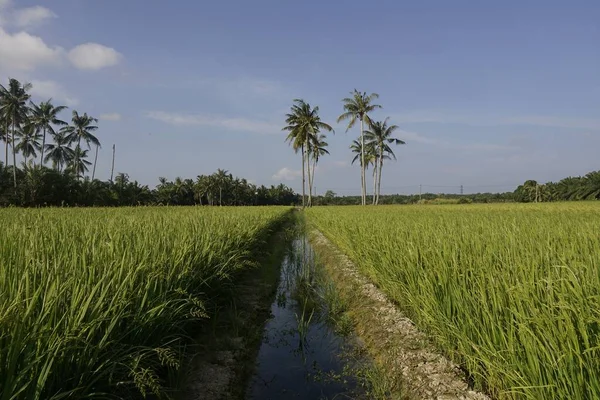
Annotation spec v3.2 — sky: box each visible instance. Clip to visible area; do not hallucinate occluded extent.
[0,0,598,195]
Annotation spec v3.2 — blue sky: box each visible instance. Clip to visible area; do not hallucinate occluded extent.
[1,0,598,195]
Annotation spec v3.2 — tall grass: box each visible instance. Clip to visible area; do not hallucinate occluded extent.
[0,206,290,399]
[307,203,600,399]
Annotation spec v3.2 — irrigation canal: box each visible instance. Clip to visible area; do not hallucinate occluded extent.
[245,235,367,399]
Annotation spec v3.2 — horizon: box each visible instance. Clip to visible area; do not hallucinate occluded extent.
[1,0,598,196]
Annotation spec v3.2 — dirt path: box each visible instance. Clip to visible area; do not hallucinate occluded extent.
[311,230,490,400]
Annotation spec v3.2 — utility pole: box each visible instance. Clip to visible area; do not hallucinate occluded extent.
[460,184,464,195]
[419,184,422,201]
[110,144,115,183]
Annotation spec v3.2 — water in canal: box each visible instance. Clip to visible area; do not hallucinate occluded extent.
[246,235,366,400]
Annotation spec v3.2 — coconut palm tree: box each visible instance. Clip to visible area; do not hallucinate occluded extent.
[214,168,231,206]
[16,124,42,165]
[0,114,8,166]
[29,99,68,166]
[44,131,75,172]
[307,133,329,206]
[283,99,333,208]
[0,78,32,187]
[365,118,405,205]
[337,90,381,205]
[68,145,92,178]
[63,111,99,179]
[350,138,377,203]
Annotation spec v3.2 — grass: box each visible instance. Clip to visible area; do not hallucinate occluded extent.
[307,203,600,400]
[0,206,291,399]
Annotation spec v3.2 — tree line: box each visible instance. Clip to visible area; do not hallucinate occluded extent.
[283,90,406,207]
[0,164,298,207]
[0,77,298,207]
[1,79,101,184]
[309,170,600,205]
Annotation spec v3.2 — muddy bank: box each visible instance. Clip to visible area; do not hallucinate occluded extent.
[310,230,490,400]
[179,227,293,400]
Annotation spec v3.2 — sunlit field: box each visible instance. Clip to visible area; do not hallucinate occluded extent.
[307,203,600,399]
[0,206,290,399]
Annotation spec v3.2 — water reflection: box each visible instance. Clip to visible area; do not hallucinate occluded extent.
[246,236,363,399]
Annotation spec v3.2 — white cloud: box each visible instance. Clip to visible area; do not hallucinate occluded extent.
[0,27,63,71]
[272,167,302,181]
[99,113,122,121]
[14,6,56,28]
[146,111,280,134]
[30,79,78,106]
[68,43,122,70]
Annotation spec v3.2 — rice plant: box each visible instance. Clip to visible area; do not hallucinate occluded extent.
[307,203,600,399]
[0,206,290,399]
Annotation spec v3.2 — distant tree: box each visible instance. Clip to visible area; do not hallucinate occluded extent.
[16,124,42,165]
[0,78,32,187]
[350,138,377,202]
[214,168,230,206]
[337,90,381,205]
[581,171,600,200]
[29,99,68,166]
[308,133,329,205]
[283,99,333,208]
[44,131,74,172]
[63,111,99,179]
[365,118,405,205]
[68,146,92,178]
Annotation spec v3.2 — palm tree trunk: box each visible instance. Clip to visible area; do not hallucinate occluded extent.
[372,162,377,205]
[377,150,384,205]
[11,120,17,188]
[219,186,222,206]
[360,118,366,205]
[307,147,312,207]
[92,144,99,180]
[311,157,317,204]
[301,144,306,208]
[76,137,82,180]
[40,127,46,166]
[4,121,9,167]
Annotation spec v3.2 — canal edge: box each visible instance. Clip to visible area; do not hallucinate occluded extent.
[179,213,296,400]
[308,228,491,400]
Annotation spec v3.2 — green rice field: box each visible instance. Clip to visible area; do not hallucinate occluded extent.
[308,203,600,399]
[0,207,290,399]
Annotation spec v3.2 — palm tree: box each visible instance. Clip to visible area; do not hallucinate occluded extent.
[16,124,42,165]
[214,168,230,206]
[68,145,92,178]
[350,138,377,203]
[29,99,67,166]
[365,118,406,205]
[0,114,8,166]
[44,131,75,172]
[0,78,32,187]
[63,111,99,179]
[337,90,381,205]
[308,133,329,205]
[283,99,333,208]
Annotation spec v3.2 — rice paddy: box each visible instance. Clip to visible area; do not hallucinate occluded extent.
[0,206,290,399]
[307,203,600,399]
[2,203,599,399]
